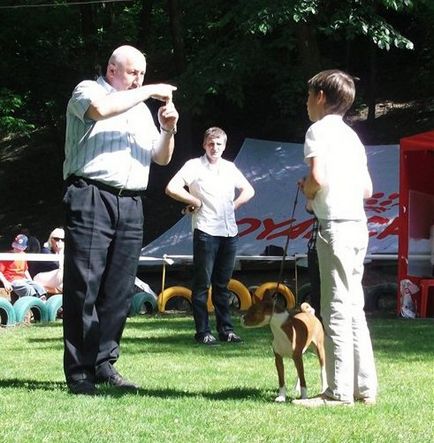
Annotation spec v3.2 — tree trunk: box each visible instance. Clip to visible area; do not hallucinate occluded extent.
[167,0,186,74]
[78,0,98,77]
[166,0,192,160]
[367,43,377,124]
[295,23,321,79]
[137,0,154,50]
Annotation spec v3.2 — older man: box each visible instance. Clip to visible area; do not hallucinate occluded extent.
[63,45,179,394]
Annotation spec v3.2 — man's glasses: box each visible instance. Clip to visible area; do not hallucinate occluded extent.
[52,237,64,242]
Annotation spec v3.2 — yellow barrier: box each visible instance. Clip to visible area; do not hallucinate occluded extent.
[227,279,252,310]
[158,279,251,312]
[158,286,192,313]
[254,282,295,309]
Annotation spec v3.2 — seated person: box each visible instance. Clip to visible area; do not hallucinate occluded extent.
[34,227,64,294]
[12,226,41,277]
[0,234,47,300]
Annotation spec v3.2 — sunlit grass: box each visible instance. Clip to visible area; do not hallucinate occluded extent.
[0,315,433,442]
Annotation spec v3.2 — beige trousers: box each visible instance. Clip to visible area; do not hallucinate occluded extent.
[317,219,378,402]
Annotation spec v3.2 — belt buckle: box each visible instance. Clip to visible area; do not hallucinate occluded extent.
[118,187,125,197]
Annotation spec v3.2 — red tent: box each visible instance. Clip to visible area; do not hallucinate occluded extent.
[398,130,434,317]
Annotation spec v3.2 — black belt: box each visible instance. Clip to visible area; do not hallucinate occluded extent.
[66,175,146,197]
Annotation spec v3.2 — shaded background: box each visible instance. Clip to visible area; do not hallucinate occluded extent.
[0,0,433,248]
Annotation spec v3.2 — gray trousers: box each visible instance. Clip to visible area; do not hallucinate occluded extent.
[317,219,378,402]
[12,279,47,298]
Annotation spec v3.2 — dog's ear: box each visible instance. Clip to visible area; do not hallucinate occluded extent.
[252,293,262,304]
[263,289,274,302]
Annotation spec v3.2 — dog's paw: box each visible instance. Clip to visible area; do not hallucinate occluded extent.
[294,379,301,396]
[274,387,287,403]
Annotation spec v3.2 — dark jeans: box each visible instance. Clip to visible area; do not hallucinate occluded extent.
[62,178,144,383]
[192,229,238,339]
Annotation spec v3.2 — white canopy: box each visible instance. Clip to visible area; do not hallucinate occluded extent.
[142,138,399,258]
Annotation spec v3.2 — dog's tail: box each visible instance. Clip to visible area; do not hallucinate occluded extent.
[300,302,315,316]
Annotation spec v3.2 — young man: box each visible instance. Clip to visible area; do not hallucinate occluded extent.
[63,45,179,395]
[294,70,377,407]
[166,127,254,345]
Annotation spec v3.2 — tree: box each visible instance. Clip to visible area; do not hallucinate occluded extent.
[0,89,34,138]
[0,0,431,145]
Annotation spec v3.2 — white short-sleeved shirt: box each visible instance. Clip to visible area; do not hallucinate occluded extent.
[173,155,251,237]
[63,76,160,190]
[304,114,369,221]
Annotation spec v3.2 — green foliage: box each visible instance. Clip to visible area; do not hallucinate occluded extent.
[0,0,432,142]
[157,0,418,126]
[286,0,415,50]
[293,0,320,22]
[0,89,35,137]
[214,0,414,51]
[160,0,306,127]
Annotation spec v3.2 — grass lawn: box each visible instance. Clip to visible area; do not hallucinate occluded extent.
[0,314,433,443]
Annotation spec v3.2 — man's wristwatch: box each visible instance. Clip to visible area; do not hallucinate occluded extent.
[161,126,177,135]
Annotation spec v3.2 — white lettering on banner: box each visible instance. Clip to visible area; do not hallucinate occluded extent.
[142,139,399,257]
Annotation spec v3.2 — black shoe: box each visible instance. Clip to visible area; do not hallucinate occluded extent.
[219,332,243,343]
[67,379,98,396]
[195,333,219,346]
[96,373,139,390]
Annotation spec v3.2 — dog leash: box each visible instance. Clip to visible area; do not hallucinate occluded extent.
[275,185,300,296]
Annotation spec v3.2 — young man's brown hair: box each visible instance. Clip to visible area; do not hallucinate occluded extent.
[203,126,227,144]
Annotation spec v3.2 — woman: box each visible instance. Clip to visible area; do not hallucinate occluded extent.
[33,227,64,294]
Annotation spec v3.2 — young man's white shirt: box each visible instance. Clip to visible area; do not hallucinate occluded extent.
[172,155,250,237]
[304,114,370,221]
